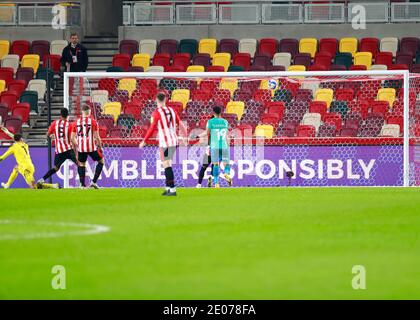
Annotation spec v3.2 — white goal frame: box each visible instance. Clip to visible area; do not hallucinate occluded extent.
[63,70,411,188]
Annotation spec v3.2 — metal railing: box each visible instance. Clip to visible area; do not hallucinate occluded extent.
[0,2,81,26]
[123,1,420,25]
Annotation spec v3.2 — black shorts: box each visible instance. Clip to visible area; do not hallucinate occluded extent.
[54,150,78,168]
[78,150,103,163]
[160,146,176,161]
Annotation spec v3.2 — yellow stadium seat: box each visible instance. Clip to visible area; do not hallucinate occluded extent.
[299,38,318,58]
[103,102,122,122]
[225,101,245,120]
[212,53,231,71]
[0,79,6,94]
[377,88,396,108]
[118,78,137,97]
[339,38,358,57]
[186,65,205,72]
[288,65,306,71]
[199,38,217,58]
[315,88,334,108]
[254,124,274,139]
[354,52,372,69]
[219,78,238,97]
[0,40,10,59]
[171,89,190,109]
[21,54,40,73]
[132,53,150,70]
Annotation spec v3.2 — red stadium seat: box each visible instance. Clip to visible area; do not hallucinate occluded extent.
[253,89,272,104]
[191,89,211,102]
[97,116,115,131]
[253,54,272,70]
[389,64,409,70]
[371,101,389,116]
[233,53,251,71]
[213,88,231,106]
[279,38,299,57]
[158,39,178,58]
[98,78,117,97]
[11,102,30,124]
[11,40,30,60]
[396,52,413,68]
[360,38,379,56]
[261,113,280,127]
[15,67,34,86]
[335,88,354,101]
[265,101,285,119]
[0,91,18,110]
[297,124,316,137]
[318,123,337,137]
[0,68,14,85]
[258,38,278,58]
[172,53,191,70]
[192,53,211,67]
[119,40,139,58]
[399,37,419,56]
[387,115,404,134]
[43,54,61,74]
[319,38,338,57]
[219,39,239,56]
[375,52,393,68]
[0,103,8,120]
[293,53,311,68]
[153,53,171,68]
[31,40,50,59]
[4,116,22,133]
[323,113,342,132]
[349,65,367,70]
[7,80,26,96]
[166,65,186,72]
[313,53,332,69]
[123,102,142,120]
[340,127,358,137]
[309,101,328,117]
[112,54,131,71]
[207,65,225,72]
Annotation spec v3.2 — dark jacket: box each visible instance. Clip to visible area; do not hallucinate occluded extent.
[61,43,88,72]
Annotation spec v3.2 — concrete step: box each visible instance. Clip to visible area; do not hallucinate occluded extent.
[89,49,118,56]
[84,36,118,42]
[83,42,118,50]
[89,56,114,63]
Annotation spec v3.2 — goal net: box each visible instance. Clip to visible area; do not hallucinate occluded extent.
[62,70,420,188]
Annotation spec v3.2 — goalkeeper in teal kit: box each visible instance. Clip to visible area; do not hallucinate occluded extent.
[205,106,233,188]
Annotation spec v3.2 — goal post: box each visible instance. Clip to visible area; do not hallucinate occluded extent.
[62,70,418,188]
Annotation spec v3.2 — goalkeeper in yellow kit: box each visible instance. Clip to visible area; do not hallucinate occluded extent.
[0,127,58,189]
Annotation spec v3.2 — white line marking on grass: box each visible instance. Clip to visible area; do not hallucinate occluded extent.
[0,220,110,241]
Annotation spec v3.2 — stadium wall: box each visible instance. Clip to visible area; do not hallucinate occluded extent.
[119,23,420,42]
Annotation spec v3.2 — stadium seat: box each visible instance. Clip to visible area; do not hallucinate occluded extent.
[166,65,185,72]
[146,65,164,72]
[349,65,367,71]
[167,101,183,116]
[309,101,328,117]
[319,38,338,57]
[228,65,244,72]
[299,38,317,58]
[123,102,142,120]
[186,65,205,72]
[132,53,150,70]
[0,80,5,94]
[119,40,139,58]
[297,124,316,137]
[339,38,358,57]
[345,112,363,129]
[288,65,306,71]
[179,39,198,57]
[294,53,311,69]
[192,53,211,67]
[254,124,274,138]
[265,101,285,119]
[324,113,342,132]
[239,39,257,57]
[42,54,61,74]
[380,37,398,57]
[7,80,26,96]
[261,113,280,127]
[36,67,54,89]
[139,39,157,57]
[313,53,332,70]
[118,78,137,97]
[4,117,22,134]
[0,40,10,59]
[31,40,50,59]
[1,54,19,73]
[127,66,144,72]
[172,53,191,70]
[106,66,123,72]
[103,102,122,122]
[20,91,38,114]
[389,64,408,70]
[411,64,420,73]
[400,37,419,56]
[11,102,30,124]
[50,40,67,55]
[117,114,135,130]
[330,64,347,71]
[335,89,354,101]
[334,53,352,69]
[0,103,8,120]
[396,52,413,68]
[15,67,33,85]
[273,52,291,69]
[91,89,109,106]
[233,53,251,71]
[340,127,358,137]
[253,89,272,104]
[318,123,337,137]
[219,39,239,56]
[301,113,321,131]
[212,53,231,71]
[371,64,387,70]
[252,54,271,70]
[354,52,372,69]
[387,115,404,134]
[158,39,178,58]
[11,40,30,60]
[416,53,420,64]
[112,54,131,71]
[371,101,389,116]
[360,38,379,56]
[171,89,190,109]
[0,67,14,85]
[377,88,396,108]
[199,38,217,57]
[315,88,334,108]
[153,53,171,68]
[21,54,40,73]
[219,78,238,97]
[330,101,349,118]
[258,38,278,58]
[279,38,299,57]
[375,52,393,68]
[380,124,400,137]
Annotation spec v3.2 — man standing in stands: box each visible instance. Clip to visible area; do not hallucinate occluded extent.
[61,33,89,72]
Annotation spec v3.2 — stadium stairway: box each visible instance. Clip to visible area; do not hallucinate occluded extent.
[82,35,119,71]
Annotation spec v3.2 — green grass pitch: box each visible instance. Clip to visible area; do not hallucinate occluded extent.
[1,187,420,300]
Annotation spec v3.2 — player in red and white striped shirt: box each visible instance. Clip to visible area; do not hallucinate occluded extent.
[139,92,187,196]
[71,104,104,189]
[37,108,78,186]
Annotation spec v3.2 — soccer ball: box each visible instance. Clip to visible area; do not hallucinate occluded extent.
[268,79,277,90]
